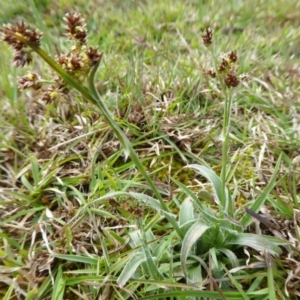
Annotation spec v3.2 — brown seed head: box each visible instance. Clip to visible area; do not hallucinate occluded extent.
[86,47,103,65]
[63,12,87,45]
[228,51,237,63]
[13,50,33,67]
[206,69,216,78]
[2,22,42,49]
[1,22,42,67]
[224,70,240,87]
[218,57,230,72]
[42,86,61,104]
[18,73,41,90]
[202,27,213,46]
[70,53,82,70]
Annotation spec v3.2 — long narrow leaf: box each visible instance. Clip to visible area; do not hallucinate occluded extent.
[226,233,282,255]
[187,164,223,206]
[117,251,146,288]
[223,264,250,300]
[240,153,282,227]
[51,265,65,300]
[52,254,99,265]
[181,221,212,276]
[179,197,196,227]
[137,289,268,299]
[187,164,233,215]
[3,282,14,300]
[266,252,276,299]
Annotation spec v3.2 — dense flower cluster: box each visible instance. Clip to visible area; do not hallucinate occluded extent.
[1,22,42,66]
[202,28,248,88]
[1,13,102,104]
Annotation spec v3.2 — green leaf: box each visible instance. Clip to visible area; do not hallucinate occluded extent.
[52,265,65,300]
[218,248,239,268]
[52,254,99,265]
[181,220,212,276]
[266,252,276,299]
[179,197,195,227]
[3,282,14,300]
[21,174,34,191]
[226,233,282,255]
[117,251,147,288]
[223,264,250,300]
[187,165,222,206]
[186,164,234,216]
[0,206,44,226]
[240,153,282,227]
[137,289,267,299]
[30,155,40,188]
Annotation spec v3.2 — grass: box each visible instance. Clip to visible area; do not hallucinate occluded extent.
[0,0,300,299]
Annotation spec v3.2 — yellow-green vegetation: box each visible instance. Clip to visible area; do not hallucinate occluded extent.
[0,0,300,299]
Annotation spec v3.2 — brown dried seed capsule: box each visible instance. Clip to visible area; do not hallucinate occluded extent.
[206,69,216,78]
[202,27,213,46]
[224,71,240,87]
[18,73,41,90]
[86,47,103,65]
[218,58,230,72]
[63,12,87,44]
[228,51,237,63]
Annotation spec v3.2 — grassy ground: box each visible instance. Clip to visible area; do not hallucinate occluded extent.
[1,0,300,299]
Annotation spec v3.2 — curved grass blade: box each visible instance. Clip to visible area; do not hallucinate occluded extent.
[117,251,146,288]
[226,233,282,255]
[187,164,233,216]
[181,220,212,276]
[240,153,282,227]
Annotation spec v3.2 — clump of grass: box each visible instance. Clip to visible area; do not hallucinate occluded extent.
[1,8,300,300]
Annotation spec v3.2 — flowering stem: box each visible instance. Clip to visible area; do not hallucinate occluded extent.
[209,47,231,214]
[220,87,234,215]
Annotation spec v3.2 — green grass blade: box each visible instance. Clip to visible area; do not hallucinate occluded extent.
[51,265,65,300]
[138,289,263,299]
[223,264,250,300]
[265,252,276,299]
[187,164,233,215]
[30,155,40,188]
[179,197,196,227]
[117,251,146,288]
[187,164,223,206]
[52,254,99,265]
[226,233,283,255]
[240,153,282,227]
[3,282,14,300]
[181,220,212,276]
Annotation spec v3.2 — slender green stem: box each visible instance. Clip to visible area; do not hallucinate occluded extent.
[220,88,233,214]
[208,47,231,213]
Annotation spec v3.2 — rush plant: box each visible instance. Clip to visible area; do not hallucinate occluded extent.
[1,8,298,300]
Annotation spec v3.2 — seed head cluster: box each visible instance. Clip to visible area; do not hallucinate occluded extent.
[1,12,103,104]
[1,21,42,67]
[18,72,41,90]
[63,12,87,45]
[202,27,248,88]
[202,27,213,47]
